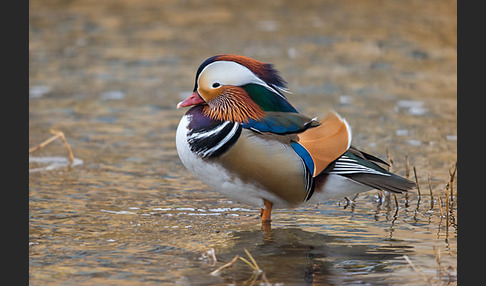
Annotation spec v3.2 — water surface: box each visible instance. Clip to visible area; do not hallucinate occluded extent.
[30,0,456,285]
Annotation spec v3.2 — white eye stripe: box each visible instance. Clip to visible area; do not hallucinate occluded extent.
[199,61,263,86]
[198,61,281,95]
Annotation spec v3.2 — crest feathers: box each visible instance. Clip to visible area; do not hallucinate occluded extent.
[194,54,287,92]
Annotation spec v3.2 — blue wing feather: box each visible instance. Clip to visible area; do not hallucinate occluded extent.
[242,112,319,134]
[290,142,315,176]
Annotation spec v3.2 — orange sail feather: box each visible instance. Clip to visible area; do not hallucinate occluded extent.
[296,112,351,176]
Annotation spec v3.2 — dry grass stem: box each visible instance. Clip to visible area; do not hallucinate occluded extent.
[444,181,450,239]
[405,191,410,208]
[445,183,449,217]
[427,174,434,210]
[207,249,269,285]
[238,249,270,286]
[29,129,75,164]
[414,192,421,215]
[413,166,421,197]
[449,162,457,204]
[29,134,59,153]
[437,195,444,217]
[445,185,450,241]
[239,249,261,273]
[385,149,393,172]
[404,157,410,207]
[377,190,384,202]
[245,249,259,271]
[239,257,256,271]
[444,162,457,237]
[391,193,399,225]
[209,255,239,276]
[449,162,457,190]
[343,197,351,209]
[405,155,410,179]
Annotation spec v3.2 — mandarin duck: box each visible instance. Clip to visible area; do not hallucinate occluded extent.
[176,54,415,226]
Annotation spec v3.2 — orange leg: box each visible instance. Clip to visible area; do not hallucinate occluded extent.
[261,199,273,223]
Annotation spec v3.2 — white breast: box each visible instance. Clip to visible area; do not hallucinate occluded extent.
[176,115,291,208]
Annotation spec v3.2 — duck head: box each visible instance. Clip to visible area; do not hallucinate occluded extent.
[177,54,297,123]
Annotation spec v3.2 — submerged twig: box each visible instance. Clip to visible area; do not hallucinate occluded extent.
[343,197,351,209]
[343,194,358,214]
[403,255,433,285]
[29,129,74,164]
[239,249,270,286]
[201,247,217,266]
[207,249,269,285]
[388,194,400,238]
[434,247,442,282]
[393,193,399,211]
[375,190,384,221]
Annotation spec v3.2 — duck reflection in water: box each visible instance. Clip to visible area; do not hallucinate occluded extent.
[201,227,413,285]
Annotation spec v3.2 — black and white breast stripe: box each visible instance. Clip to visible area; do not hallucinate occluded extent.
[329,155,391,176]
[187,121,242,158]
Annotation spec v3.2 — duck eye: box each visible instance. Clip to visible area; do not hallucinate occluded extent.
[212,82,221,88]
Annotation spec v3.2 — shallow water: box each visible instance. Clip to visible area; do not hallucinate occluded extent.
[30,0,456,285]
